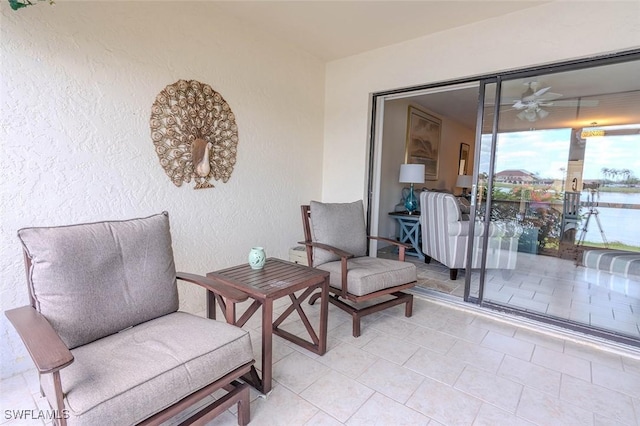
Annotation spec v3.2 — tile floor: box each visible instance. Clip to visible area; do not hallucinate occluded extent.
[399,249,640,339]
[2,293,640,425]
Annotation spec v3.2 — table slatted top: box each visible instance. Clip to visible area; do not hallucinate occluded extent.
[207,258,328,299]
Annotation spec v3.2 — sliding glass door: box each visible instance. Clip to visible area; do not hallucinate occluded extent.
[474,57,640,343]
[369,50,640,345]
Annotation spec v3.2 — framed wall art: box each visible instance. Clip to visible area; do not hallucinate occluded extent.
[459,142,470,175]
[404,106,441,180]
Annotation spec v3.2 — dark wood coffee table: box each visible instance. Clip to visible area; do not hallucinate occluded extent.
[206,258,329,394]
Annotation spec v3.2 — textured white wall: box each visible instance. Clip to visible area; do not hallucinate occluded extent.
[322,1,640,203]
[0,2,325,378]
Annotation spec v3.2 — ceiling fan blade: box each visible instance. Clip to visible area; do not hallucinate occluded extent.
[533,87,551,97]
[512,101,527,109]
[552,100,600,107]
[539,92,563,101]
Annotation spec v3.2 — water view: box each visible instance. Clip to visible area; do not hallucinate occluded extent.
[577,191,640,248]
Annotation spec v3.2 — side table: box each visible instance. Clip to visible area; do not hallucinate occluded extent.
[206,258,329,395]
[389,211,424,260]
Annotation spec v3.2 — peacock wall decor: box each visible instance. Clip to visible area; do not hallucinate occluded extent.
[150,79,238,189]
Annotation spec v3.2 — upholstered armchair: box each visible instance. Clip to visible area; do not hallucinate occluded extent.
[6,212,254,426]
[300,200,416,337]
[420,191,522,280]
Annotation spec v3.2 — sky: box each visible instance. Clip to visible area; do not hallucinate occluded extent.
[480,128,640,181]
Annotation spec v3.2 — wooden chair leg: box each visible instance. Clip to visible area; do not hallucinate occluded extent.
[405,294,413,317]
[449,269,458,280]
[237,383,250,426]
[352,314,361,338]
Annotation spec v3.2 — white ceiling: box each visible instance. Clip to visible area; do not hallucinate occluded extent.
[213,1,549,61]
[212,1,638,132]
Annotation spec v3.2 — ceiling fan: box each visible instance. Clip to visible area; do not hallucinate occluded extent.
[507,81,599,122]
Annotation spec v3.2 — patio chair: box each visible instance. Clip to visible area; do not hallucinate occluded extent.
[300,200,416,337]
[420,191,522,280]
[6,212,254,426]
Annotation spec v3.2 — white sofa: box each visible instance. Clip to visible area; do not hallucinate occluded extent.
[419,191,522,279]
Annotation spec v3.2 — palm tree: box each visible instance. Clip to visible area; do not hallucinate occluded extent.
[601,167,610,186]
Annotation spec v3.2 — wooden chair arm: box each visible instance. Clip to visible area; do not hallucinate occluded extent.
[368,236,412,250]
[5,306,73,375]
[176,272,249,303]
[297,241,355,260]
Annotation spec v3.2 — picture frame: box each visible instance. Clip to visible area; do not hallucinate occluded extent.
[459,143,470,175]
[404,106,441,181]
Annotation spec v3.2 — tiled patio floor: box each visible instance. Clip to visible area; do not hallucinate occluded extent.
[396,248,640,339]
[2,292,640,425]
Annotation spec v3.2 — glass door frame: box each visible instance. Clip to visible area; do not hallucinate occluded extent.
[367,48,640,347]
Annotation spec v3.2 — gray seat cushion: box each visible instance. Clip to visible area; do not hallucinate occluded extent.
[17,212,178,349]
[309,200,368,266]
[41,312,253,426]
[316,257,416,297]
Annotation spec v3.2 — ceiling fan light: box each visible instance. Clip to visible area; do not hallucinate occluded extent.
[537,109,549,119]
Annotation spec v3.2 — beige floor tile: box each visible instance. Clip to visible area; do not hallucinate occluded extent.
[560,374,636,425]
[331,322,385,348]
[531,345,592,381]
[469,316,518,337]
[592,361,640,399]
[0,374,40,424]
[303,411,344,425]
[454,366,523,413]
[272,351,331,394]
[437,320,489,344]
[204,409,238,426]
[360,334,420,365]
[316,342,379,379]
[406,377,482,425]
[563,340,625,369]
[516,387,593,425]
[404,347,465,386]
[404,326,458,355]
[250,385,319,426]
[498,355,561,397]
[623,356,640,376]
[446,340,505,373]
[346,393,430,425]
[481,330,535,361]
[356,359,424,404]
[369,314,417,339]
[300,371,374,423]
[513,327,566,352]
[250,334,295,371]
[472,403,535,426]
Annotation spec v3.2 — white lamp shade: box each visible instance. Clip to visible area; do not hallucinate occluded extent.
[456,175,473,188]
[399,164,425,184]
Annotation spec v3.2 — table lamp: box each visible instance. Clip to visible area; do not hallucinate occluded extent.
[399,164,425,214]
[456,175,473,197]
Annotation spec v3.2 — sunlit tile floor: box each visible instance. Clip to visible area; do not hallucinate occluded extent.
[2,293,640,425]
[404,250,640,339]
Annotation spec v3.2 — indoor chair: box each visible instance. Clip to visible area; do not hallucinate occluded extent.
[6,212,254,426]
[420,191,522,280]
[300,200,416,337]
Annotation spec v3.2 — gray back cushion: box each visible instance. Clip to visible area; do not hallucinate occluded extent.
[18,212,179,349]
[309,200,367,266]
